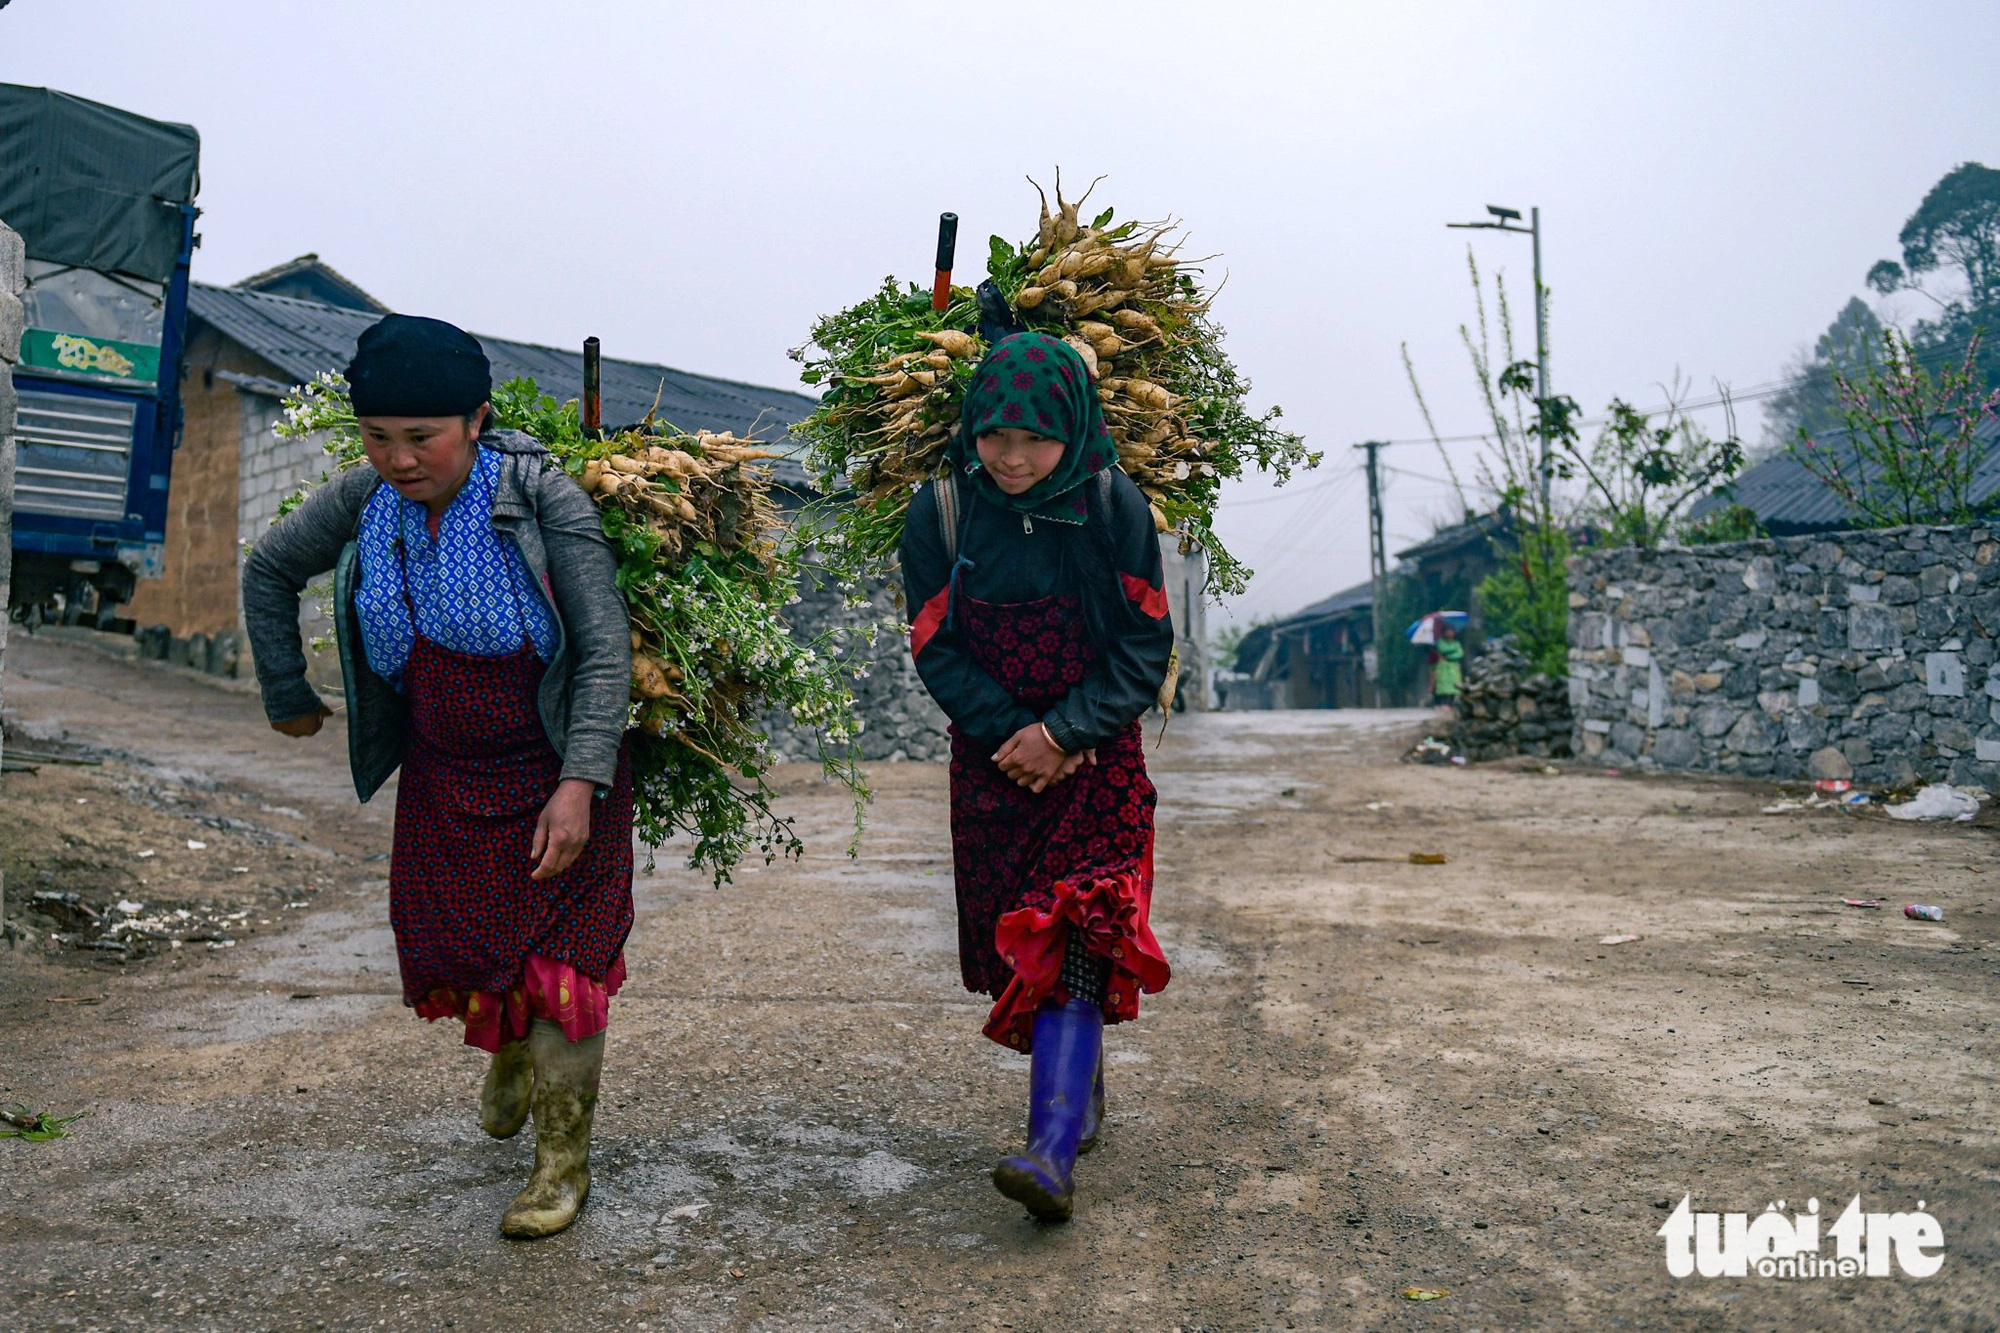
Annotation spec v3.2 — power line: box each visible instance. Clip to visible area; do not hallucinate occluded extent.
[1235,472,1368,588]
[1383,463,1487,491]
[1255,470,1362,556]
[1381,321,1994,448]
[1216,467,1364,508]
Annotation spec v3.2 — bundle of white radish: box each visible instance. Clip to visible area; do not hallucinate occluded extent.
[795,173,1319,594]
[277,374,869,884]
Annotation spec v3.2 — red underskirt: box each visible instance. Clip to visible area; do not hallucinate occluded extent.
[413,952,625,1053]
[984,847,1171,1050]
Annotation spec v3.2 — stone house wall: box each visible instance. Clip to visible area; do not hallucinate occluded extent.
[762,537,1207,766]
[1568,525,2000,789]
[761,567,951,764]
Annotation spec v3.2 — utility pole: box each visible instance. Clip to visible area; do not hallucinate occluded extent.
[1530,206,1550,513]
[1359,440,1387,705]
[1448,204,1551,514]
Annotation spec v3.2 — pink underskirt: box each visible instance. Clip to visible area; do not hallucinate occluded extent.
[413,952,626,1054]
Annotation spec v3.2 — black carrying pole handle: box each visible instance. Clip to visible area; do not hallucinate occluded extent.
[582,336,602,435]
[931,212,959,312]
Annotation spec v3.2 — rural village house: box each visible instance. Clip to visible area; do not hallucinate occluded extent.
[1225,513,1502,709]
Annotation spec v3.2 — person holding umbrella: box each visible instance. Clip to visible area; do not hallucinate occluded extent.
[1407,610,1469,709]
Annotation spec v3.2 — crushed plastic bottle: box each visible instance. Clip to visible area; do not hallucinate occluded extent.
[1904,904,1945,923]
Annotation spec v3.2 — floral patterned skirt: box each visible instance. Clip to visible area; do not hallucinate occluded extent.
[389,632,634,1052]
[948,593,1171,1050]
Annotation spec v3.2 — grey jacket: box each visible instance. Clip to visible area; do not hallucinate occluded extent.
[241,429,632,801]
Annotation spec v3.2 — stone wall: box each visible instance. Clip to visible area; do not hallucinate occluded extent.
[1453,635,1573,760]
[761,567,951,764]
[1569,525,2000,789]
[238,389,312,548]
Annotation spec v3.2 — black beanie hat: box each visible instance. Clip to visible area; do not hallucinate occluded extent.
[345,314,492,418]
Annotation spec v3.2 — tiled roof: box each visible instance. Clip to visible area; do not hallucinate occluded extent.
[1273,578,1376,626]
[1233,578,1375,671]
[1692,416,2000,535]
[1395,510,1505,562]
[188,284,819,485]
[232,253,390,313]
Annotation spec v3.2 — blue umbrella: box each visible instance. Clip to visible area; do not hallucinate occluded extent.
[1405,610,1471,645]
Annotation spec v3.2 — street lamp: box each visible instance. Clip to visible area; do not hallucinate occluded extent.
[1448,204,1550,512]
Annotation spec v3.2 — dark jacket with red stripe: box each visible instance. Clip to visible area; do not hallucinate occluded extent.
[901,467,1176,753]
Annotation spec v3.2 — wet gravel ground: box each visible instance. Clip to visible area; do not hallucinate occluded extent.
[2,636,1996,1330]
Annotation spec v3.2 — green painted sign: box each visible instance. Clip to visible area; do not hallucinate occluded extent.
[19,328,161,385]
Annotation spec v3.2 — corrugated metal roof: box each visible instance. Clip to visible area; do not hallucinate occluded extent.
[1693,416,2000,535]
[188,284,820,484]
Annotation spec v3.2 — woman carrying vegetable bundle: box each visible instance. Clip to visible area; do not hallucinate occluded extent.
[241,315,634,1239]
[900,331,1175,1222]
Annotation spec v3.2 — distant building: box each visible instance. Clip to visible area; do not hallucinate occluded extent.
[1225,579,1375,710]
[1222,512,1505,710]
[1689,416,2000,536]
[123,256,818,678]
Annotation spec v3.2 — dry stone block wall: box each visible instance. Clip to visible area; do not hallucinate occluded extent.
[1569,525,2000,789]
[761,568,950,764]
[1452,635,1573,760]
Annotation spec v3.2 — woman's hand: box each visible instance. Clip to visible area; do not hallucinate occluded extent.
[271,704,334,738]
[994,724,1085,793]
[531,778,596,881]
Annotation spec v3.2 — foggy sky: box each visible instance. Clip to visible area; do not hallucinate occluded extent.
[9,0,1997,631]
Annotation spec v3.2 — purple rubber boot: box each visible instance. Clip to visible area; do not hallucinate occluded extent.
[992,997,1103,1222]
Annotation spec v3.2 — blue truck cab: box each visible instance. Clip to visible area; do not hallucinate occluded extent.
[2,84,199,628]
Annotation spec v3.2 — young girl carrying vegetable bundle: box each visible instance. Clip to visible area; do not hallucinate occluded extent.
[900,331,1174,1222]
[241,315,633,1239]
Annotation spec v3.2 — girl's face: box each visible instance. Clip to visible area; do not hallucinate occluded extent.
[975,428,1066,495]
[360,406,487,510]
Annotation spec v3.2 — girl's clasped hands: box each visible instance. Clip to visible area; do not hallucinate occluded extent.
[992,722,1096,793]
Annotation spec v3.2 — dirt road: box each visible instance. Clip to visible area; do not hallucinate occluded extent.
[3,633,1995,1330]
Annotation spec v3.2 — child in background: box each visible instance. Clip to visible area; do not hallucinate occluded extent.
[1430,622,1463,709]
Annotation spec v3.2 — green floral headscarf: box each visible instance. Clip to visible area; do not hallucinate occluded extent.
[950,331,1117,525]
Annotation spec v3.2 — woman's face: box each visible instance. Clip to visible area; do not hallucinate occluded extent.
[975,428,1067,496]
[360,406,486,509]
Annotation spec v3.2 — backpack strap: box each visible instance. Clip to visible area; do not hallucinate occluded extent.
[935,471,961,562]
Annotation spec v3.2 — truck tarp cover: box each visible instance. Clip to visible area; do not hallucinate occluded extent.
[0,83,199,282]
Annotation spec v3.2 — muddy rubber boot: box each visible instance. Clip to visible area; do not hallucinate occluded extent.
[501,1020,603,1239]
[480,1038,533,1140]
[1077,1051,1106,1156]
[992,997,1102,1222]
